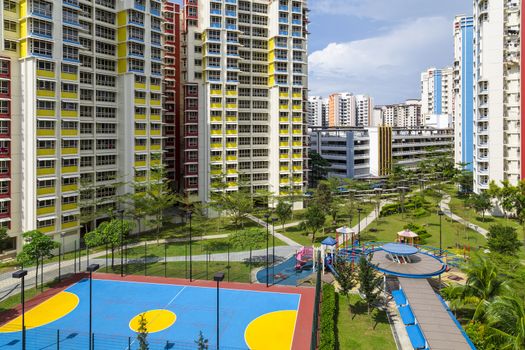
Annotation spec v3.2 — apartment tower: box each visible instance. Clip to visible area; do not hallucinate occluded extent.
[453,15,474,171]
[421,67,454,119]
[181,0,309,208]
[473,0,521,192]
[0,0,165,251]
[307,95,326,127]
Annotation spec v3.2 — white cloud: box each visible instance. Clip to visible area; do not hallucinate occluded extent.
[308,16,454,104]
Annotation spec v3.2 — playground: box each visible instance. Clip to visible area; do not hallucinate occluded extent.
[0,274,314,350]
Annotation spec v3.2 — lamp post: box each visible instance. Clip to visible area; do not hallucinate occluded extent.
[213,272,225,350]
[60,232,66,257]
[187,211,193,281]
[438,210,444,286]
[271,217,277,285]
[87,264,100,350]
[264,213,270,287]
[116,209,125,277]
[12,270,27,350]
[357,207,363,237]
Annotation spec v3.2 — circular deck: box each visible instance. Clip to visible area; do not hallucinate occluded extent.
[368,249,446,278]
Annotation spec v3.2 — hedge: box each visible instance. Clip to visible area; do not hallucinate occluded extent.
[319,283,336,350]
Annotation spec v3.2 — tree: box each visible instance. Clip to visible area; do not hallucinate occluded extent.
[469,192,492,221]
[334,259,355,314]
[136,313,149,350]
[228,227,265,250]
[486,295,525,350]
[442,255,506,321]
[274,200,292,232]
[84,219,133,268]
[314,181,333,215]
[16,230,60,289]
[357,255,382,315]
[302,204,326,242]
[0,227,11,253]
[195,331,209,350]
[222,191,253,228]
[487,225,520,256]
[142,167,178,241]
[455,168,473,194]
[309,151,330,187]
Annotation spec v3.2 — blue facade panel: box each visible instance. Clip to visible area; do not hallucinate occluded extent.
[461,17,474,171]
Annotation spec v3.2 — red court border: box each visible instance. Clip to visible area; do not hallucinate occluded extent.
[0,273,315,350]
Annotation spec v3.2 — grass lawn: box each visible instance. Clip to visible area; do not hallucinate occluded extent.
[108,261,257,284]
[106,236,287,259]
[337,293,396,350]
[362,190,486,251]
[277,202,376,247]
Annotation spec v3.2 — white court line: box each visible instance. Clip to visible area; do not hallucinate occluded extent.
[166,286,187,307]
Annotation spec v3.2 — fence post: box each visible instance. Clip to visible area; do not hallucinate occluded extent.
[74,240,77,274]
[105,241,108,273]
[144,242,147,276]
[128,336,131,350]
[185,244,188,279]
[78,241,81,271]
[58,246,61,282]
[56,329,59,350]
[87,246,89,267]
[40,255,44,292]
[91,333,94,350]
[227,243,230,282]
[164,242,167,278]
[249,247,252,283]
[206,249,209,280]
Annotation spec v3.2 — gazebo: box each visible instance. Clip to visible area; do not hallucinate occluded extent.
[397,229,419,245]
[336,226,356,247]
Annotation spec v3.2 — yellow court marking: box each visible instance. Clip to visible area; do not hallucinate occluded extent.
[129,310,176,333]
[245,310,298,350]
[0,291,79,333]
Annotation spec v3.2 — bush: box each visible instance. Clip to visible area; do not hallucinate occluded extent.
[228,227,265,250]
[403,223,431,245]
[380,203,399,217]
[319,284,336,350]
[411,207,429,218]
[487,224,520,256]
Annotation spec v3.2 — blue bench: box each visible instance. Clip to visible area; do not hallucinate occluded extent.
[392,289,407,306]
[406,324,427,349]
[398,305,415,325]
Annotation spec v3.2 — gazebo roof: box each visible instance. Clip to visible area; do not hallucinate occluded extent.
[321,236,337,246]
[336,226,355,235]
[397,229,419,238]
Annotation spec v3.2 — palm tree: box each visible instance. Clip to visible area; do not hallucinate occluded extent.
[442,255,506,321]
[486,295,525,350]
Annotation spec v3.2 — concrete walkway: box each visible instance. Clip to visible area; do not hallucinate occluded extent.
[247,214,301,247]
[439,195,488,238]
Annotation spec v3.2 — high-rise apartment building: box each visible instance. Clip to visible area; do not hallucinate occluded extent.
[421,67,454,120]
[162,2,182,189]
[0,0,165,251]
[355,94,373,127]
[473,0,522,192]
[453,15,474,171]
[328,92,355,127]
[307,96,327,127]
[180,0,309,208]
[376,100,422,127]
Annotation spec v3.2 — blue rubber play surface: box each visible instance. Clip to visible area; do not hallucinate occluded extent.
[256,256,314,286]
[0,279,301,350]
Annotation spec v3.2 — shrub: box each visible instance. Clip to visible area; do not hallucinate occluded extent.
[487,224,520,256]
[319,284,336,350]
[380,203,399,217]
[412,207,429,218]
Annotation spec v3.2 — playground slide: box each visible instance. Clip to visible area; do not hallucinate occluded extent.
[295,247,313,270]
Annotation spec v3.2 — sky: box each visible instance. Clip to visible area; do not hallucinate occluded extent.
[308,0,472,104]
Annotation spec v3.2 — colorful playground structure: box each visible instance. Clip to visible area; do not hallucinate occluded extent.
[295,246,313,271]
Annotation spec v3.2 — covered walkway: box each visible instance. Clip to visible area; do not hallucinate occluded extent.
[398,278,473,350]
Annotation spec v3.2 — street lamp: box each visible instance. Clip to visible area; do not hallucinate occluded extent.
[12,270,27,350]
[438,210,444,287]
[60,232,66,257]
[87,264,100,350]
[264,213,270,287]
[116,209,125,277]
[213,272,225,350]
[271,217,278,285]
[187,211,193,282]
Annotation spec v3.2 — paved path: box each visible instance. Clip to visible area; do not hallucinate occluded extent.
[439,195,488,238]
[247,214,301,247]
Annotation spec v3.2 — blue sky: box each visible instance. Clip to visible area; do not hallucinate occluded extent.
[308,0,472,104]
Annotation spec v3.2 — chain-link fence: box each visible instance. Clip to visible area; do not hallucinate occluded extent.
[0,324,247,350]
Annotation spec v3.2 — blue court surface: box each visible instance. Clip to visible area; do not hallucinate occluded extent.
[0,278,302,350]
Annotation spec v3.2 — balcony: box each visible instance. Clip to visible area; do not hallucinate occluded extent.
[37,167,55,176]
[61,129,78,136]
[37,70,55,79]
[62,166,79,173]
[61,110,78,118]
[37,109,55,117]
[37,89,55,98]
[37,187,55,196]
[37,148,56,156]
[62,220,79,229]
[60,72,78,81]
[62,184,78,192]
[135,129,147,136]
[62,203,78,211]
[135,160,146,167]
[37,206,55,216]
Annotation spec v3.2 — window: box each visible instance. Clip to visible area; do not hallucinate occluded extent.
[0,61,9,75]
[80,106,93,118]
[96,90,116,102]
[38,179,55,189]
[95,9,115,24]
[61,64,77,75]
[37,120,55,130]
[37,219,55,229]
[96,74,115,87]
[63,27,78,42]
[96,107,116,118]
[61,195,78,205]
[128,10,144,24]
[128,42,144,56]
[96,58,115,72]
[129,59,144,72]
[37,100,54,110]
[3,20,16,32]
[62,83,77,93]
[80,156,93,167]
[3,0,16,11]
[151,63,161,75]
[151,32,161,46]
[63,8,79,24]
[38,159,55,169]
[30,0,52,17]
[63,45,79,61]
[62,214,78,224]
[95,25,115,40]
[80,72,92,84]
[95,0,115,9]
[96,139,116,150]
[129,27,144,41]
[96,155,116,166]
[4,41,17,52]
[95,41,115,55]
[61,102,77,111]
[0,81,9,95]
[96,123,116,134]
[61,158,78,167]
